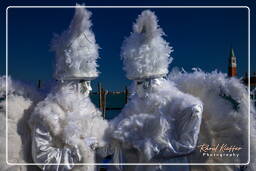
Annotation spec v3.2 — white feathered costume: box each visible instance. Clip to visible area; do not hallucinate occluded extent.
[0,76,42,171]
[29,6,109,171]
[168,69,256,171]
[110,10,203,171]
[29,82,108,171]
[111,9,256,171]
[111,78,203,171]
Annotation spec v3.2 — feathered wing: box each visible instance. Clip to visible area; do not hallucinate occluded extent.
[168,69,256,171]
[0,76,42,170]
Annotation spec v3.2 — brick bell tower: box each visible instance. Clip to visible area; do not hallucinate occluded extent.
[228,48,237,77]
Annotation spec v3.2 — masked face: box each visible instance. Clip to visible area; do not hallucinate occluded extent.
[61,80,92,97]
[80,81,92,97]
[135,78,162,98]
[136,80,151,98]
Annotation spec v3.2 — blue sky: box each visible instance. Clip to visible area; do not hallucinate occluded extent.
[0,0,255,91]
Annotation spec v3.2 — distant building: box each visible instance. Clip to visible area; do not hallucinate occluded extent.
[227,48,256,106]
[228,48,237,77]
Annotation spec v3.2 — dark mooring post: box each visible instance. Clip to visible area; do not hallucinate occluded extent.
[125,86,128,104]
[98,83,102,110]
[102,89,107,118]
[37,80,41,89]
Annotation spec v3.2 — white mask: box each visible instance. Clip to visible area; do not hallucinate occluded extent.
[135,78,162,98]
[136,80,151,98]
[81,81,92,97]
[60,80,92,97]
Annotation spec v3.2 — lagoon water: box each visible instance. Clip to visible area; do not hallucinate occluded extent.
[90,93,126,120]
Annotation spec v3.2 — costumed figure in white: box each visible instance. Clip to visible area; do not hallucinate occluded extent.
[29,6,108,171]
[0,76,42,171]
[110,10,203,171]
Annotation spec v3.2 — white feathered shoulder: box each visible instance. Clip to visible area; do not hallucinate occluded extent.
[0,76,42,170]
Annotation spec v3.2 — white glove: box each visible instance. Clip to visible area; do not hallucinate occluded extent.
[84,137,98,150]
[192,104,203,116]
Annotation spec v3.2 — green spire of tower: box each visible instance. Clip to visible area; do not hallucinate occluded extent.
[230,48,235,57]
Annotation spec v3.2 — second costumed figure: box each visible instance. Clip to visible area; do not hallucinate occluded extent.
[110,10,204,171]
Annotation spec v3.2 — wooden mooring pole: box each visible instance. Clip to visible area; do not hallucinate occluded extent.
[98,82,107,118]
[125,86,128,104]
[37,80,41,89]
[102,88,107,118]
[96,83,130,118]
[98,82,102,110]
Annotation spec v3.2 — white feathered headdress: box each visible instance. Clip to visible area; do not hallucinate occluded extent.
[121,10,173,80]
[52,5,100,80]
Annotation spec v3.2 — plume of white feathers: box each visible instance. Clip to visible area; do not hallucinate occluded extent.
[52,5,100,80]
[121,10,173,80]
